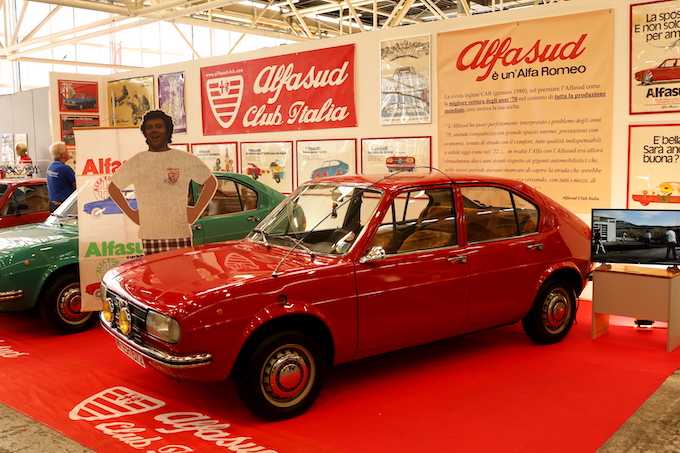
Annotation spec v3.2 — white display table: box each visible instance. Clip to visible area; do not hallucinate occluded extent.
[591,264,680,352]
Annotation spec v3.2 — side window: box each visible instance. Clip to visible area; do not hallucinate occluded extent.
[462,186,539,243]
[3,185,49,215]
[202,179,259,218]
[369,188,456,253]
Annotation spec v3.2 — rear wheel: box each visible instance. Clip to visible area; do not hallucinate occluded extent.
[39,271,98,334]
[236,330,326,421]
[522,279,576,345]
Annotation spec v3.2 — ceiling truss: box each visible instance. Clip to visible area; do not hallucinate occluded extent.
[0,0,569,69]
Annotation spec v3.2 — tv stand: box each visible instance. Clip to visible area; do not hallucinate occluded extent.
[591,264,680,352]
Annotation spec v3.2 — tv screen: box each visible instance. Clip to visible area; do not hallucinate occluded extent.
[591,209,680,266]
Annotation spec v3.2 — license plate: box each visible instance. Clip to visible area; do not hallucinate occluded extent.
[116,339,146,369]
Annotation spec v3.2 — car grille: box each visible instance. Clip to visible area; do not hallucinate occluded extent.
[104,288,147,343]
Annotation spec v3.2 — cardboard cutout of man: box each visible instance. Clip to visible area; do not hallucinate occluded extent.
[108,110,217,255]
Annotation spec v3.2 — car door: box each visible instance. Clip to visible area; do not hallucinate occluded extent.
[0,184,50,228]
[355,186,470,353]
[191,177,265,245]
[460,185,544,327]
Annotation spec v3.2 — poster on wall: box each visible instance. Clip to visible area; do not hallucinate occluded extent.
[240,142,293,193]
[107,76,154,127]
[361,137,431,174]
[58,80,98,113]
[296,139,356,185]
[201,45,357,135]
[60,115,100,146]
[380,35,431,125]
[437,9,613,213]
[173,143,189,152]
[191,142,236,172]
[158,72,187,134]
[631,0,680,114]
[628,124,680,208]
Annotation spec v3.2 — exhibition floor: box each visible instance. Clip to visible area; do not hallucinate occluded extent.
[1,299,679,453]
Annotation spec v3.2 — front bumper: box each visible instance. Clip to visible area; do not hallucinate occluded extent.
[100,315,212,369]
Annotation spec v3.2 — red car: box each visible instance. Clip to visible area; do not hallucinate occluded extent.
[0,178,50,229]
[635,58,680,85]
[100,173,592,420]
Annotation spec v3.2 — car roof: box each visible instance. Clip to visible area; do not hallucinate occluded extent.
[302,172,538,194]
[0,178,47,185]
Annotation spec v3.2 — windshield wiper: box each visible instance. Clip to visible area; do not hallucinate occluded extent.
[251,228,269,248]
[270,234,315,257]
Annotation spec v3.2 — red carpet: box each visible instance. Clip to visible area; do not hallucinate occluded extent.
[0,299,678,453]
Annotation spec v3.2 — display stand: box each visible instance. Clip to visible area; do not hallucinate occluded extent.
[591,263,680,352]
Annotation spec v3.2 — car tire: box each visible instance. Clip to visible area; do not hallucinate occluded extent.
[642,72,653,85]
[91,207,104,219]
[236,330,326,421]
[39,271,98,334]
[521,278,576,345]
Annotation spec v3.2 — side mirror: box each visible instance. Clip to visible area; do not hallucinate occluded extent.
[359,246,386,264]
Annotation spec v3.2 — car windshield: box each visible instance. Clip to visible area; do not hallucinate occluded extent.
[45,191,78,226]
[249,183,382,255]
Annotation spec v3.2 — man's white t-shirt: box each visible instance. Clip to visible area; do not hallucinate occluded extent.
[110,148,212,240]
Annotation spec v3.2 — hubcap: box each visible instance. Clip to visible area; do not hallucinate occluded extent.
[59,284,89,323]
[261,346,314,407]
[543,289,571,332]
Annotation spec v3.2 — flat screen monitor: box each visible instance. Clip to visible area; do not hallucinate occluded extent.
[591,209,680,266]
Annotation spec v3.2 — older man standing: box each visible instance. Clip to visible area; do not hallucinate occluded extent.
[46,141,76,211]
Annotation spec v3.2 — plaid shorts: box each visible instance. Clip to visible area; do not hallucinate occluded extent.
[142,238,192,256]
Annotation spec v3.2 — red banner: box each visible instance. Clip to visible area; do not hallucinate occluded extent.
[201,45,357,135]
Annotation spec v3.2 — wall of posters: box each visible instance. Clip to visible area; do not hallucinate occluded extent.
[158,72,187,134]
[240,142,294,193]
[296,139,356,185]
[107,76,154,127]
[201,45,356,135]
[437,9,614,212]
[361,137,431,173]
[631,0,680,114]
[191,142,236,172]
[380,35,431,125]
[628,124,680,208]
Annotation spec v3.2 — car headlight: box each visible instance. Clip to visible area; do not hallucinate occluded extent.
[146,310,181,344]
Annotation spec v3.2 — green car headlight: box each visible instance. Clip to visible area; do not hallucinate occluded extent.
[146,310,181,344]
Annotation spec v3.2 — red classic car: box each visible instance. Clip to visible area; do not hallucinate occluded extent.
[635,58,680,85]
[0,178,50,228]
[100,173,592,420]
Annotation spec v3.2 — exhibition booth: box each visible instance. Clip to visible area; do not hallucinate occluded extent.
[3,0,680,450]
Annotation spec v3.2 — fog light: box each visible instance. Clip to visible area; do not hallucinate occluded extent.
[102,299,114,323]
[119,307,132,336]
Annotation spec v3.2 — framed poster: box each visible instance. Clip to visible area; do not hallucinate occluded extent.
[631,0,680,114]
[60,115,100,146]
[58,80,98,113]
[107,76,154,127]
[380,35,431,124]
[628,124,680,208]
[296,139,356,186]
[172,143,189,152]
[361,137,431,174]
[240,141,294,193]
[158,72,187,134]
[191,142,237,172]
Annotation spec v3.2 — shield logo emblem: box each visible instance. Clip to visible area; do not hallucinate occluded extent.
[167,168,180,183]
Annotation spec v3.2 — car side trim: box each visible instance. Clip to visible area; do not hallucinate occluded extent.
[100,316,213,369]
[0,290,23,301]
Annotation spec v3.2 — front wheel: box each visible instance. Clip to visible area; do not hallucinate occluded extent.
[522,279,576,345]
[39,271,98,334]
[236,330,326,421]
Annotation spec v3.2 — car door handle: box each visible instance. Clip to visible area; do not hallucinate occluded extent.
[192,224,202,230]
[446,255,467,264]
[248,216,261,222]
[526,243,543,251]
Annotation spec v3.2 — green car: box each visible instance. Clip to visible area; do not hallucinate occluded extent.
[0,172,285,334]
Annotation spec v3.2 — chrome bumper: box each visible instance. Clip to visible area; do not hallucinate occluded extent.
[100,316,212,369]
[0,290,23,301]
